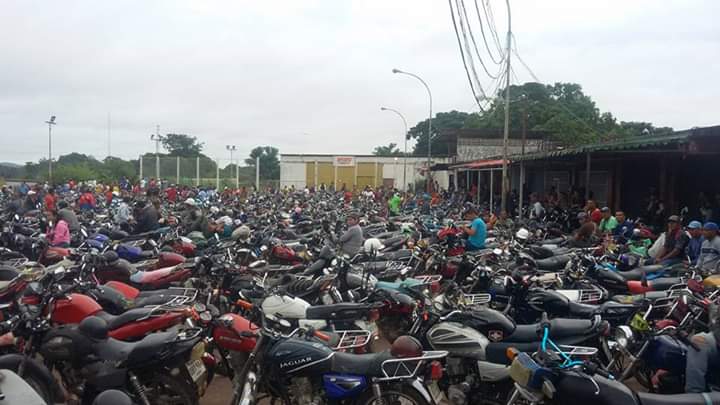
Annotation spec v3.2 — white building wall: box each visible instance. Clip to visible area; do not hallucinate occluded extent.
[279,161,306,188]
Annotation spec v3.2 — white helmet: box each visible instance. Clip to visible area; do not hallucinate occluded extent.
[515,228,530,241]
[363,238,385,253]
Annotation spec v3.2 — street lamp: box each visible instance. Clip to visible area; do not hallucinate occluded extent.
[392,68,433,192]
[45,116,56,183]
[150,126,164,181]
[226,145,238,189]
[380,107,408,191]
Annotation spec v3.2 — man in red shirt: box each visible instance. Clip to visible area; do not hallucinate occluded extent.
[166,185,177,203]
[586,200,602,224]
[44,188,56,212]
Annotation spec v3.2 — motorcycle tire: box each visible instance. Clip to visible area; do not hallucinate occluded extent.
[140,372,199,405]
[353,385,432,405]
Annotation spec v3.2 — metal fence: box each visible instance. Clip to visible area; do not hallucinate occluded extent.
[138,156,277,189]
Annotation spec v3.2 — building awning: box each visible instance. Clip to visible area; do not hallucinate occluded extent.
[450,159,507,170]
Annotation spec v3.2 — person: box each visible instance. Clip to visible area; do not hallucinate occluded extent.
[291,207,303,223]
[612,211,634,240]
[686,220,704,265]
[338,212,363,257]
[598,207,618,234]
[529,193,545,220]
[388,193,402,216]
[56,201,80,233]
[133,200,159,234]
[463,207,487,251]
[571,212,597,248]
[78,188,96,211]
[165,184,177,204]
[698,222,720,273]
[585,200,602,224]
[44,188,56,212]
[495,210,514,231]
[24,190,40,212]
[46,210,70,247]
[116,196,132,232]
[182,198,208,235]
[685,303,720,393]
[653,215,690,265]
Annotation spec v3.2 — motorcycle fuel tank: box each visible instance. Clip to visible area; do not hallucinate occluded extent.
[427,321,489,360]
[51,293,103,324]
[213,313,258,352]
[267,338,334,377]
[262,295,310,320]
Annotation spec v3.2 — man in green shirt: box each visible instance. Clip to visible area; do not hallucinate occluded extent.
[388,193,402,216]
[598,207,618,234]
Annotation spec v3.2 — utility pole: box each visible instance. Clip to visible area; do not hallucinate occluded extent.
[519,95,527,218]
[500,0,512,213]
[226,145,237,189]
[150,125,163,181]
[45,116,57,183]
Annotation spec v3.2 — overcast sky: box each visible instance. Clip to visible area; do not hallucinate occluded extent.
[1,0,718,165]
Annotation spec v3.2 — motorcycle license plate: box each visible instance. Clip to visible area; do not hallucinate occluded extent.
[186,359,206,383]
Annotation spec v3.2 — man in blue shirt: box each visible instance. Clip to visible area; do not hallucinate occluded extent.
[463,207,487,251]
[612,210,634,241]
[686,220,704,265]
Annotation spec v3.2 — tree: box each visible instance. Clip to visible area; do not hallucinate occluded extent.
[463,82,674,146]
[372,143,403,156]
[161,134,204,157]
[245,146,280,180]
[408,110,470,155]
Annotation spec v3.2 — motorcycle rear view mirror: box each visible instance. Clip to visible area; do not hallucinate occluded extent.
[81,228,88,238]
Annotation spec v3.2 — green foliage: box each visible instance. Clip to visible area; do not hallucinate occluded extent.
[161,134,204,157]
[372,143,404,156]
[245,146,280,180]
[408,110,470,155]
[463,82,674,146]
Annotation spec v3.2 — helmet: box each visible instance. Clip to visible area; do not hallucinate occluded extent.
[515,228,530,241]
[232,225,251,241]
[363,238,385,253]
[210,206,220,214]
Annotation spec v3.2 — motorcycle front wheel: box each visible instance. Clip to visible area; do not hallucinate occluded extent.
[353,385,431,405]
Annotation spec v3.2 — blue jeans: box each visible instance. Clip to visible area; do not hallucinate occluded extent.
[686,332,720,392]
[466,242,485,252]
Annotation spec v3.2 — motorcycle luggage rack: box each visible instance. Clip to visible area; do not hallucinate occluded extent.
[554,345,598,358]
[414,275,443,284]
[166,287,199,301]
[462,293,492,307]
[577,289,604,304]
[377,350,448,382]
[331,330,372,351]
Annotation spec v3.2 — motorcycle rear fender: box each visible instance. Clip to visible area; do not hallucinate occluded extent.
[0,353,63,403]
[409,377,435,405]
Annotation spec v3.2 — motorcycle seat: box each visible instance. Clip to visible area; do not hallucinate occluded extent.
[637,391,720,405]
[306,303,372,320]
[618,265,667,281]
[96,307,155,330]
[505,318,597,343]
[535,254,572,271]
[93,329,177,364]
[330,351,393,377]
[358,261,393,273]
[378,250,411,260]
[627,277,683,294]
[567,301,638,318]
[611,291,671,304]
[542,237,565,245]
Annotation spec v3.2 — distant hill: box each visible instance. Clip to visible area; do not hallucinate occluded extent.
[0,162,22,168]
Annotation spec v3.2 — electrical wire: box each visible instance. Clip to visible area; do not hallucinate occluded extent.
[512,33,540,82]
[448,0,486,111]
[472,0,504,64]
[481,0,505,57]
[456,0,488,95]
[458,0,502,79]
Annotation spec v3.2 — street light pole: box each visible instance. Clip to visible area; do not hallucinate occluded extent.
[500,0,512,213]
[150,125,163,181]
[45,116,56,183]
[380,107,408,191]
[392,68,433,192]
[226,145,237,189]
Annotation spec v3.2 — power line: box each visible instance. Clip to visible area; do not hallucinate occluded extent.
[511,33,540,82]
[471,0,504,65]
[456,0,487,96]
[458,0,501,79]
[448,0,486,111]
[481,0,505,57]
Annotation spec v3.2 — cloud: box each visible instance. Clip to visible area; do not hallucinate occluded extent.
[0,0,718,164]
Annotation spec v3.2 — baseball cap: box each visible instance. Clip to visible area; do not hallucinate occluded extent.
[601,207,610,213]
[667,215,680,223]
[703,222,719,231]
[688,220,703,229]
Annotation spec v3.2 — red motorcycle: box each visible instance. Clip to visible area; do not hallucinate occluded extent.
[90,251,195,290]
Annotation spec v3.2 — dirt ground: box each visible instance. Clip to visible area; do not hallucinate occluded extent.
[201,377,233,405]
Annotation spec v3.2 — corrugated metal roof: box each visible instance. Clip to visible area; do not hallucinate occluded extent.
[511,129,697,162]
[450,159,507,170]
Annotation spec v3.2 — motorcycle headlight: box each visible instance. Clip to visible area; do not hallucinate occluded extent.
[615,325,634,349]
